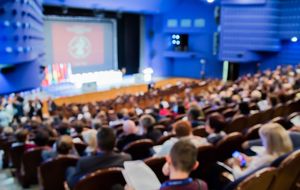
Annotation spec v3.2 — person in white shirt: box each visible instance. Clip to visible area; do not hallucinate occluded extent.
[229,123,293,179]
[155,120,208,157]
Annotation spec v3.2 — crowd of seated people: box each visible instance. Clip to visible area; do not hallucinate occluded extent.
[0,65,300,189]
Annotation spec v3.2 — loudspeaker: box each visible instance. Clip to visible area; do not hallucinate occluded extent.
[1,66,15,74]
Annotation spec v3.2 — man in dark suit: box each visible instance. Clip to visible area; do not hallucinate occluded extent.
[67,127,131,188]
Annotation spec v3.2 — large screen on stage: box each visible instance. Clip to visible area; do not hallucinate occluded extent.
[44,16,117,74]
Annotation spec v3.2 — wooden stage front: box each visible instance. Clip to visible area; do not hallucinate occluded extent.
[53,78,196,106]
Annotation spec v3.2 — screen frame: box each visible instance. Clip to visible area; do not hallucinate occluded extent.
[43,15,118,72]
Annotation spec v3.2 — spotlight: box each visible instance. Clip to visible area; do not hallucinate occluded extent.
[172,34,176,39]
[172,40,176,44]
[291,37,298,42]
[207,0,215,3]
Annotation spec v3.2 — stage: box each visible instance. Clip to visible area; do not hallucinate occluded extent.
[47,77,195,106]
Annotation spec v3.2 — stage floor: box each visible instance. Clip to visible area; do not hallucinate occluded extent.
[43,75,164,98]
[47,77,195,106]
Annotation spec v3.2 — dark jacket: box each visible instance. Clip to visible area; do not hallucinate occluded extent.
[67,151,131,188]
[117,134,143,151]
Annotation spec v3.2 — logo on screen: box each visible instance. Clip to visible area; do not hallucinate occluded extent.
[68,36,91,59]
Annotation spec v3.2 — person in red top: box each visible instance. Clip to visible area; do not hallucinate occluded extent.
[160,139,208,190]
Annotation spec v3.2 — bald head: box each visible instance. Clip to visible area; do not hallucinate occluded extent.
[123,120,138,135]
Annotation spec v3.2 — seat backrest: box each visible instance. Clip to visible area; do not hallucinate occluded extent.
[273,104,285,118]
[269,149,300,190]
[10,144,25,170]
[247,112,263,128]
[287,112,300,121]
[226,115,248,133]
[216,132,244,161]
[144,156,167,183]
[260,109,274,123]
[74,167,126,190]
[222,109,237,118]
[156,133,175,145]
[22,147,44,185]
[244,124,261,140]
[271,117,293,130]
[192,126,208,137]
[235,167,276,190]
[39,156,79,190]
[191,144,216,181]
[123,139,154,160]
[153,125,167,134]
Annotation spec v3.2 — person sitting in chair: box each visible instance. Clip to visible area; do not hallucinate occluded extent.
[66,127,131,189]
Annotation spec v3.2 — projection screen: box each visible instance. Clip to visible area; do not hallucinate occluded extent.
[44,16,117,74]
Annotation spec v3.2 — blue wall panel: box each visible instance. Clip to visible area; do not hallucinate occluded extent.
[0,0,44,94]
[144,0,222,79]
[219,0,280,63]
[220,0,300,72]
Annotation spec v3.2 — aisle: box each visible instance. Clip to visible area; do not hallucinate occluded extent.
[0,151,38,190]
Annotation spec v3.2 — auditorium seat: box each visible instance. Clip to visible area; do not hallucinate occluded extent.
[9,144,25,170]
[287,112,300,121]
[271,117,293,130]
[19,147,44,188]
[226,115,248,133]
[273,104,285,118]
[260,109,274,124]
[38,156,79,190]
[222,109,237,118]
[123,139,154,160]
[0,137,13,168]
[192,126,208,137]
[191,144,217,188]
[144,156,167,183]
[157,118,172,128]
[268,149,300,190]
[153,124,167,134]
[247,112,263,128]
[244,124,261,140]
[289,100,300,114]
[235,167,276,190]
[73,167,126,190]
[156,133,175,145]
[216,132,244,161]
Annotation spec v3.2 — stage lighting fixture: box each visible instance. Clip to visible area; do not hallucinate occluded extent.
[207,0,215,3]
[5,47,13,53]
[291,37,298,43]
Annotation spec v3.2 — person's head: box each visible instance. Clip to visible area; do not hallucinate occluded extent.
[139,114,156,131]
[269,95,278,107]
[187,107,201,121]
[259,123,293,157]
[74,122,84,134]
[205,113,226,134]
[250,90,262,102]
[56,135,74,155]
[166,139,199,175]
[239,102,250,115]
[97,127,116,152]
[123,120,138,135]
[34,129,50,146]
[172,120,192,138]
[16,129,29,143]
[82,129,98,151]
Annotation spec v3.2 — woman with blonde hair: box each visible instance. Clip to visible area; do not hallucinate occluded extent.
[82,129,98,156]
[230,123,293,178]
